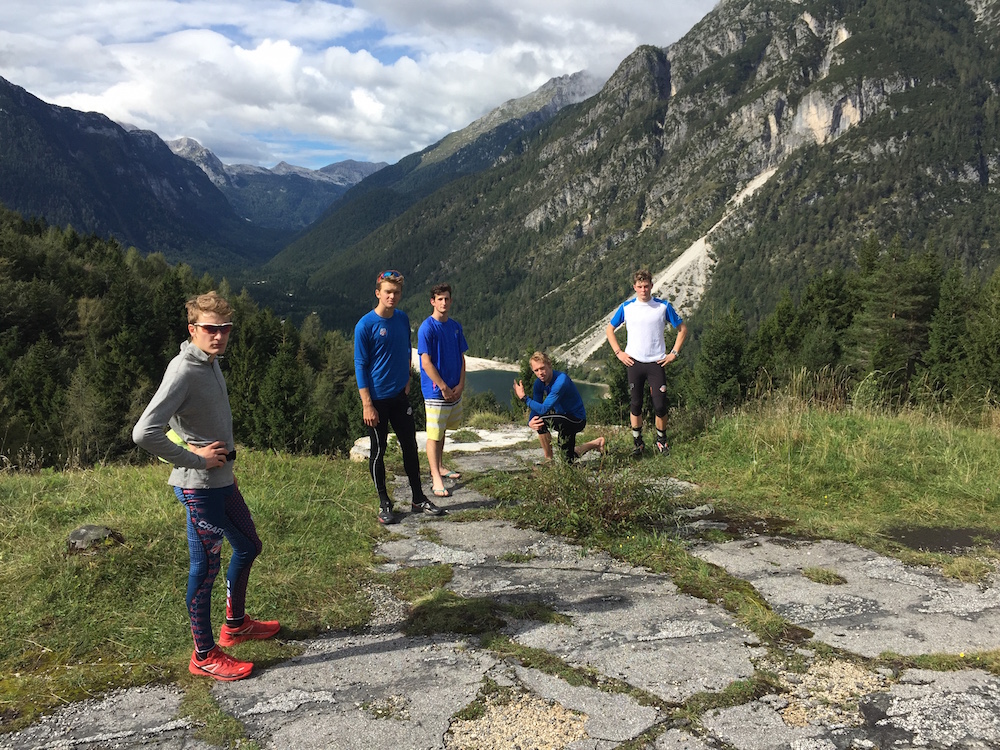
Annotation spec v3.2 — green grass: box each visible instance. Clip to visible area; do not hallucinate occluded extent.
[0,452,383,731]
[465,411,516,430]
[498,551,536,563]
[674,403,1000,549]
[675,673,783,724]
[801,567,847,585]
[178,680,264,748]
[882,648,1000,673]
[381,564,454,602]
[448,428,482,443]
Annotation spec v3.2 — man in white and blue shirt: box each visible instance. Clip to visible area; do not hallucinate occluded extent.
[605,269,688,457]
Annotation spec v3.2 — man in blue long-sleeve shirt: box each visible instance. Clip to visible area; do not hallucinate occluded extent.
[355,269,444,524]
[513,351,605,463]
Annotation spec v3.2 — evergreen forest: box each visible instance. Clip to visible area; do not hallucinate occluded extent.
[0,206,383,469]
[640,234,1000,425]
[4,204,1000,470]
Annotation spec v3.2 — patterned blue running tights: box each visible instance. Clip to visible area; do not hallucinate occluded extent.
[174,482,262,653]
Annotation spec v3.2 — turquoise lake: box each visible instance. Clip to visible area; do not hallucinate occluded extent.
[464,369,607,408]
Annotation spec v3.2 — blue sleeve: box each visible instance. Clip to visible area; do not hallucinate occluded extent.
[609,303,626,327]
[665,302,683,328]
[526,372,571,416]
[526,378,544,421]
[457,322,469,354]
[354,319,373,391]
[417,319,433,357]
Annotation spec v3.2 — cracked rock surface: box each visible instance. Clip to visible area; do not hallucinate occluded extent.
[6,449,1000,749]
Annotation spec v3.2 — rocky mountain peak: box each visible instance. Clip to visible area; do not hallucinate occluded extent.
[593,45,671,117]
[166,137,229,187]
[418,70,605,168]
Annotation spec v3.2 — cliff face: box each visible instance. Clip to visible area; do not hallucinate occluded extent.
[524,1,919,244]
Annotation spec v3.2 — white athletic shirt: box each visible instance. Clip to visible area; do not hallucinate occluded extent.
[608,297,684,363]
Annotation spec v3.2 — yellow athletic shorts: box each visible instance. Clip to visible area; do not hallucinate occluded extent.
[424,397,464,441]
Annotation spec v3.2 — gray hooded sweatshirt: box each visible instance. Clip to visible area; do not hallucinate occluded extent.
[132,340,236,489]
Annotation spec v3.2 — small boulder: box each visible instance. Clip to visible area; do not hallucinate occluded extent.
[68,524,124,553]
[350,437,370,462]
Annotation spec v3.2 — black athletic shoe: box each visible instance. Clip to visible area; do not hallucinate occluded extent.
[656,440,670,456]
[632,441,644,458]
[411,499,446,516]
[377,505,398,524]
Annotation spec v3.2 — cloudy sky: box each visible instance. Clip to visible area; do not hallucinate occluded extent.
[1,0,717,169]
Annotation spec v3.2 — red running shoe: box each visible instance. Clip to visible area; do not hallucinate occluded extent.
[218,616,281,647]
[188,646,253,681]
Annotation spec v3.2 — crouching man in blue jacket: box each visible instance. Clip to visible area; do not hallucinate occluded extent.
[514,351,605,463]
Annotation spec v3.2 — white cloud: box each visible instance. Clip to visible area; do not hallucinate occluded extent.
[0,0,718,168]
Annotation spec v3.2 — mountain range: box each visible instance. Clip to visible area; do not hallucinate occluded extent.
[4,0,1000,363]
[0,78,387,267]
[0,69,602,280]
[0,78,282,269]
[263,0,1000,362]
[165,137,386,231]
[258,71,605,281]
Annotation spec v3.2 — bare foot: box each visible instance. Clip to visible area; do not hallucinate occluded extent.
[576,436,606,457]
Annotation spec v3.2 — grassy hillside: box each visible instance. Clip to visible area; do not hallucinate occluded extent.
[0,452,380,738]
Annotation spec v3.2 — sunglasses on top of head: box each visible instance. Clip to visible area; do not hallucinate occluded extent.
[377,269,403,282]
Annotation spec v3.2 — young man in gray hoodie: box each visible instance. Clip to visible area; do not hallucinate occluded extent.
[133,291,278,681]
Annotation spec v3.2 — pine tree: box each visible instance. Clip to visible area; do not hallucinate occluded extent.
[921,263,976,400]
[307,330,365,453]
[691,304,749,412]
[3,333,68,460]
[844,236,941,402]
[253,337,312,452]
[225,295,286,441]
[747,289,797,381]
[965,265,1000,399]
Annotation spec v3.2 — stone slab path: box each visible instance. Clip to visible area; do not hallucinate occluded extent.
[5,446,1000,749]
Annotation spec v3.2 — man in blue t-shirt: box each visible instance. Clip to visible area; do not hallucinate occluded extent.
[355,270,444,524]
[513,351,605,463]
[418,283,468,498]
[605,269,688,457]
